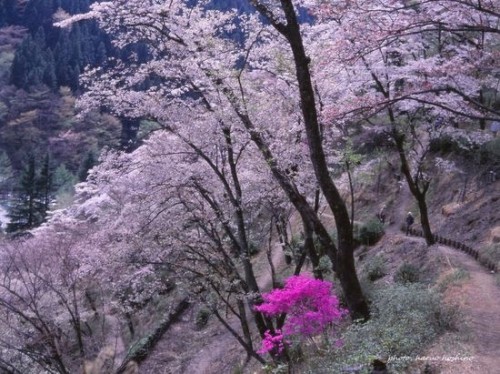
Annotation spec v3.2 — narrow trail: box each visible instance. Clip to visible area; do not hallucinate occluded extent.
[434,244,500,373]
[385,183,414,236]
[383,182,500,372]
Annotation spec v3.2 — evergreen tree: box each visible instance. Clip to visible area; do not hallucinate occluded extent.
[37,153,53,218]
[7,155,39,232]
[43,49,57,89]
[10,28,55,90]
[53,163,76,194]
[54,31,72,87]
[53,164,77,209]
[7,153,54,233]
[8,0,114,91]
[78,150,96,181]
[0,151,14,197]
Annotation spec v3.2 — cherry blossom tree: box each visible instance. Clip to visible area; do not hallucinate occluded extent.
[118,125,283,361]
[0,230,104,373]
[310,0,499,245]
[48,122,289,363]
[56,0,370,320]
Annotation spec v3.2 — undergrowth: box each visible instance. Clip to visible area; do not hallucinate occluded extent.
[354,219,385,246]
[364,255,386,281]
[306,284,459,373]
[393,263,420,284]
[479,243,500,272]
[436,268,470,293]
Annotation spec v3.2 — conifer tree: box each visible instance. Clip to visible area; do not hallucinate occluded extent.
[78,150,96,182]
[0,152,14,197]
[7,155,39,232]
[7,153,54,232]
[37,153,53,218]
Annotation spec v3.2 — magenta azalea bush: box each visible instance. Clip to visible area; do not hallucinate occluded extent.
[259,329,287,354]
[255,275,347,354]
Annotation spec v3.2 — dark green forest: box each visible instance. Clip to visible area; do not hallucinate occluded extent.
[0,0,128,231]
[0,0,260,232]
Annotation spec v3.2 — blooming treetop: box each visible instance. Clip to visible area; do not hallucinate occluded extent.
[51,0,499,323]
[309,0,500,126]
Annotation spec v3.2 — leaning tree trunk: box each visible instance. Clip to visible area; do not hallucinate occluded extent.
[218,1,369,320]
[116,299,190,374]
[274,0,369,321]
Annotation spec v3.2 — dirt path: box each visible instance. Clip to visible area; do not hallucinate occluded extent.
[385,183,414,236]
[380,179,500,373]
[435,244,500,373]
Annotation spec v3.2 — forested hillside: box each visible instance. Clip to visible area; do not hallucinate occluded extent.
[0,1,499,373]
[0,0,252,232]
[0,0,129,231]
[0,0,262,231]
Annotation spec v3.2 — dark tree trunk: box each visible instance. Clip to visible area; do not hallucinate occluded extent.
[392,129,435,246]
[240,0,369,321]
[303,219,322,280]
[270,0,369,320]
[416,192,434,245]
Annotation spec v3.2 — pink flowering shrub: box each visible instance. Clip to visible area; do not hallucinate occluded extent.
[255,275,347,354]
[258,329,287,354]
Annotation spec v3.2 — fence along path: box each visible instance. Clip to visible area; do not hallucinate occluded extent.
[406,227,497,273]
[400,227,500,373]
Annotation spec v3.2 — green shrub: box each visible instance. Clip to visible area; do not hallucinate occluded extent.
[314,255,333,275]
[288,234,304,255]
[248,241,260,256]
[195,308,211,329]
[429,135,458,155]
[393,263,420,284]
[436,268,470,292]
[306,284,459,373]
[364,255,386,281]
[479,138,500,164]
[479,243,500,270]
[355,219,385,246]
